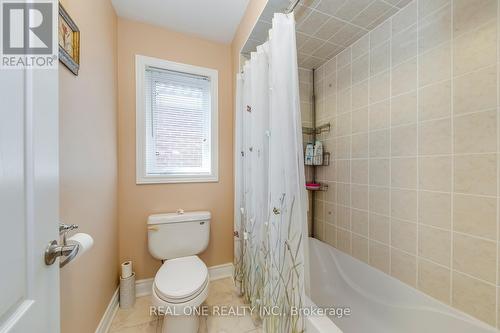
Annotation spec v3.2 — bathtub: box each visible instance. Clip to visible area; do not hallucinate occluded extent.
[306,237,498,333]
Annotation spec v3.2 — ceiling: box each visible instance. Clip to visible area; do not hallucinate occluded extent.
[242,0,412,69]
[111,0,250,43]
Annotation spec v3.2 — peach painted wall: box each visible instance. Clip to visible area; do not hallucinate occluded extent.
[59,0,118,332]
[117,18,234,279]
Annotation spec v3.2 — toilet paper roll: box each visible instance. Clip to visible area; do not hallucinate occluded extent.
[67,233,94,258]
[121,260,133,279]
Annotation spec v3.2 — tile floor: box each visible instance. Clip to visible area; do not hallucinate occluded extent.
[109,278,262,333]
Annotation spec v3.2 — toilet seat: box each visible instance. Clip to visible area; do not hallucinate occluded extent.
[154,256,209,304]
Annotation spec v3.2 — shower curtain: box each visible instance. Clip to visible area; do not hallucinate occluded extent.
[234,13,308,333]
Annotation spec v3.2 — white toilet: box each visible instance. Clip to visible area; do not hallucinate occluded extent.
[147,211,211,333]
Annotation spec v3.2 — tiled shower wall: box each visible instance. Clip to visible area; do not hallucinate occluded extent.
[299,67,314,235]
[311,0,500,327]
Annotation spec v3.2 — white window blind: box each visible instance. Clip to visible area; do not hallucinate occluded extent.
[144,66,212,177]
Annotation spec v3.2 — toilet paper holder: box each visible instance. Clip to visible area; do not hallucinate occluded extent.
[44,223,80,268]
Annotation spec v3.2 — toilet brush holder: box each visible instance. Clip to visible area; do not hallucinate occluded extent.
[119,272,136,309]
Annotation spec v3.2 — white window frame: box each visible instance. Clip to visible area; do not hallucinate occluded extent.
[135,55,219,184]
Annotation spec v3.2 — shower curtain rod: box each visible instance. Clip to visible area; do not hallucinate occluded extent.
[285,0,302,14]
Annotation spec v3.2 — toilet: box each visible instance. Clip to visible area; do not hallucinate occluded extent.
[147,211,211,333]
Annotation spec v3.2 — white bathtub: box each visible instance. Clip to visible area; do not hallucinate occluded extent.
[306,238,498,333]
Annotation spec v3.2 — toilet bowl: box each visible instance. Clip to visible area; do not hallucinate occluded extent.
[151,256,209,333]
[147,211,211,333]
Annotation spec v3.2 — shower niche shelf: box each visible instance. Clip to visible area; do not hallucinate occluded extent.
[302,122,331,135]
[305,152,330,167]
[306,183,328,191]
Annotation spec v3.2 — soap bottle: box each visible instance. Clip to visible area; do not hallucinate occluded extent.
[305,143,314,165]
[313,140,323,166]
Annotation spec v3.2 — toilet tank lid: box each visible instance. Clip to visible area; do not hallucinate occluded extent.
[147,211,211,225]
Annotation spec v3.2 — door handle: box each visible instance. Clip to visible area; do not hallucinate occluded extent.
[44,223,80,267]
[44,240,79,266]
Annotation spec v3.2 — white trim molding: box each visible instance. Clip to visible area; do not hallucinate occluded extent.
[96,263,234,332]
[94,288,119,333]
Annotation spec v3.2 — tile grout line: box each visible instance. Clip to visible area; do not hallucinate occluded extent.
[415,0,420,289]
[496,0,500,328]
[449,0,455,306]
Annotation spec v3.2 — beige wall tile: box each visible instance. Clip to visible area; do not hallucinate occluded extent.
[418,5,452,53]
[369,186,390,215]
[352,159,369,184]
[370,213,390,244]
[369,240,390,273]
[352,81,369,109]
[453,20,497,76]
[352,132,369,158]
[419,42,451,87]
[391,248,417,286]
[352,234,369,263]
[454,154,497,196]
[337,160,351,182]
[352,54,370,85]
[453,233,496,283]
[418,80,452,121]
[392,1,417,35]
[352,209,369,236]
[351,184,369,210]
[391,189,418,221]
[391,91,417,126]
[392,26,417,67]
[453,194,496,240]
[452,271,496,326]
[391,157,417,189]
[454,110,497,154]
[418,258,451,304]
[370,100,390,130]
[419,0,450,19]
[338,88,352,114]
[314,220,324,241]
[453,65,497,115]
[371,41,390,76]
[391,124,417,157]
[392,58,418,96]
[338,66,352,91]
[419,156,452,191]
[370,70,391,103]
[336,136,351,159]
[391,218,417,254]
[370,20,391,49]
[337,112,352,136]
[453,0,497,36]
[419,225,451,266]
[352,107,369,134]
[325,223,337,247]
[352,34,369,60]
[369,129,390,158]
[419,191,451,229]
[418,118,452,155]
[325,202,335,224]
[337,228,352,254]
[336,205,351,230]
[337,183,351,206]
[314,200,325,221]
[370,158,390,186]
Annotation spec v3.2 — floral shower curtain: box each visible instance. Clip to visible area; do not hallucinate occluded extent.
[234,13,308,333]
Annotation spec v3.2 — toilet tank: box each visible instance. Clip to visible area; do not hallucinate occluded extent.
[147,211,210,260]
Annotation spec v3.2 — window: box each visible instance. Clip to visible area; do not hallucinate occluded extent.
[136,55,218,183]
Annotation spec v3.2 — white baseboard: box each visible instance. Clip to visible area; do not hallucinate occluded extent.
[94,288,119,333]
[208,262,234,281]
[95,262,234,332]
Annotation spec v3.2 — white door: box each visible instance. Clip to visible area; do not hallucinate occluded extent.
[0,59,59,332]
